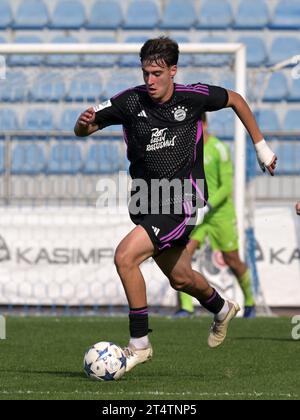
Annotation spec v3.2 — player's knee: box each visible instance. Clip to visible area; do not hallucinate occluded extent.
[223,253,240,270]
[169,271,194,292]
[114,247,134,273]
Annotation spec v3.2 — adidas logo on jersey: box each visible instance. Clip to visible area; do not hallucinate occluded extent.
[151,226,160,236]
[138,110,147,118]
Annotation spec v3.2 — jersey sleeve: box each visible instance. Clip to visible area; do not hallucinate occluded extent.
[208,142,233,209]
[93,91,130,129]
[204,85,229,112]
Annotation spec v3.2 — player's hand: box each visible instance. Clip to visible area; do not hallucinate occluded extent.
[296,202,300,216]
[77,107,96,128]
[255,139,277,176]
[265,155,277,176]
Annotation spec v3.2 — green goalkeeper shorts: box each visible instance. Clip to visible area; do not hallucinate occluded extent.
[190,214,239,252]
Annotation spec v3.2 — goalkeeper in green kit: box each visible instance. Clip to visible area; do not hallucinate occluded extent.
[177,113,256,319]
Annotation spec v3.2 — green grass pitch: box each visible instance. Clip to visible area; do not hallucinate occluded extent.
[0,316,299,400]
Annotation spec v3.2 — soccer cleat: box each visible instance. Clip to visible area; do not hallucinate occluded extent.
[243,305,256,319]
[123,343,153,372]
[208,300,240,348]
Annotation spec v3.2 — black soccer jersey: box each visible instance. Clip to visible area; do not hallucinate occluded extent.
[94,82,228,210]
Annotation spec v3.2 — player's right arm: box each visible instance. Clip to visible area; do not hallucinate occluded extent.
[74,94,129,138]
[296,201,300,215]
[74,107,100,137]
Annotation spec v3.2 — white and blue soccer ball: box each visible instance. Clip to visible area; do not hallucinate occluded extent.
[83,341,127,381]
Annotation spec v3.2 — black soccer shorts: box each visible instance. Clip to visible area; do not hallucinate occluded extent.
[129,201,197,252]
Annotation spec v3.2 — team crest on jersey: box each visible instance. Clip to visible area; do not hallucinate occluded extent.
[172,106,188,122]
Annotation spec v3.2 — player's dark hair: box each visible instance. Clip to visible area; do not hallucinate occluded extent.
[140,37,179,67]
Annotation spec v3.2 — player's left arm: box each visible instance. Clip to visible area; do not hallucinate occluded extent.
[226,89,277,176]
[296,201,300,215]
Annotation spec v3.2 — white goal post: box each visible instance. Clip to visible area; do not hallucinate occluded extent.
[0,42,247,253]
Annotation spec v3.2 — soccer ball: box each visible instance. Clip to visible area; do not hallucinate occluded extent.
[83,341,127,381]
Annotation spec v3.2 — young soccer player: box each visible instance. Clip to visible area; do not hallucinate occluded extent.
[75,37,277,372]
[176,114,256,319]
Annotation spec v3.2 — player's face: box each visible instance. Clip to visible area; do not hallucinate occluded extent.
[142,61,177,103]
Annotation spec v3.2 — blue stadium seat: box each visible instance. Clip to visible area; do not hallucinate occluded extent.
[288,79,300,102]
[0,109,19,131]
[102,73,140,99]
[12,144,46,174]
[197,0,233,29]
[119,36,148,67]
[234,0,269,29]
[0,71,27,102]
[24,109,54,132]
[263,73,288,102]
[66,72,103,102]
[246,74,264,102]
[160,0,196,29]
[86,0,123,29]
[284,110,300,132]
[220,75,234,90]
[275,143,300,175]
[0,1,12,29]
[124,0,159,29]
[0,144,4,173]
[269,37,300,66]
[83,36,118,67]
[246,139,257,180]
[181,71,212,86]
[29,72,66,102]
[9,35,44,66]
[102,125,123,138]
[49,0,86,29]
[238,36,267,67]
[47,143,83,174]
[0,36,6,71]
[122,156,130,173]
[255,109,281,132]
[209,109,234,139]
[46,36,81,67]
[58,108,83,132]
[193,37,231,67]
[13,0,49,29]
[270,0,300,30]
[83,143,121,174]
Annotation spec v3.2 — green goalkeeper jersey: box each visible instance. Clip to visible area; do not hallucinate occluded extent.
[204,134,235,221]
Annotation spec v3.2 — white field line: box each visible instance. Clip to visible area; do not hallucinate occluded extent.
[0,390,298,398]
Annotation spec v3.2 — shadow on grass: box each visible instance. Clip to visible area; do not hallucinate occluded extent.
[0,367,206,382]
[0,369,85,379]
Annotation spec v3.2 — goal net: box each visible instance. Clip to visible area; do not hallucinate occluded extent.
[0,42,261,314]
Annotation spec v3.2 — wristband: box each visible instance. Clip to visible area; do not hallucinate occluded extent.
[255,139,275,167]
